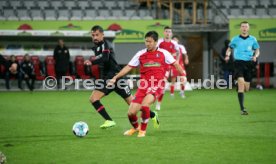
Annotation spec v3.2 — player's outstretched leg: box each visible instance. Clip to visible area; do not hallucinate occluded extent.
[155,89,165,110]
[124,114,139,136]
[138,106,150,137]
[170,84,175,97]
[92,100,116,128]
[237,78,248,115]
[180,84,186,98]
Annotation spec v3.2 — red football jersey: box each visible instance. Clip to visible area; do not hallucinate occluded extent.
[157,38,179,58]
[128,48,176,81]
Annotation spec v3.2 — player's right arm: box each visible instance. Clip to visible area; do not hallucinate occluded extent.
[225,37,237,62]
[162,49,185,76]
[225,47,232,62]
[107,49,143,86]
[108,65,133,85]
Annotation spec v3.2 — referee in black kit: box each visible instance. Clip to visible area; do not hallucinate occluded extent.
[225,21,260,115]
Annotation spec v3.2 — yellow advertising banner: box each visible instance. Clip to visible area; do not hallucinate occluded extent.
[0,20,171,43]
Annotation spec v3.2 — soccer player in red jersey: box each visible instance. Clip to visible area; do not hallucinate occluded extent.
[155,26,180,110]
[172,36,189,98]
[107,31,185,137]
[84,25,159,129]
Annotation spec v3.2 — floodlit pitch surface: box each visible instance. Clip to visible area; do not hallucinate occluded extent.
[0,89,275,163]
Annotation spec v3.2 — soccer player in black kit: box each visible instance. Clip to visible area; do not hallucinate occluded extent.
[85,25,159,129]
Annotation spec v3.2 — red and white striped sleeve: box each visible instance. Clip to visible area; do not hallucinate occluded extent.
[128,49,146,67]
[172,40,180,52]
[179,44,187,54]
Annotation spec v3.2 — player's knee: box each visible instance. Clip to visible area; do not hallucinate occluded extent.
[89,96,99,103]
[128,109,136,116]
[238,87,244,93]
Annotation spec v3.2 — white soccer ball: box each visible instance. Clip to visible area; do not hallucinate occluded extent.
[72,121,89,137]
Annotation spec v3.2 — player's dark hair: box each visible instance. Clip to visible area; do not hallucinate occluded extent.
[91,25,104,33]
[164,26,171,30]
[240,21,249,26]
[145,31,159,42]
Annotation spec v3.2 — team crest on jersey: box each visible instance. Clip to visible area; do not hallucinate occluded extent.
[97,47,100,51]
[156,53,160,58]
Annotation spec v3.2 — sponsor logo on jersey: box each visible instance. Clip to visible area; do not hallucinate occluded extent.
[144,61,161,67]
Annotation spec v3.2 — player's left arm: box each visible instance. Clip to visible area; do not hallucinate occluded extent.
[164,49,185,76]
[252,48,260,62]
[180,45,189,65]
[184,53,189,65]
[173,62,185,76]
[252,38,260,62]
[91,49,110,65]
[107,49,142,86]
[173,41,180,61]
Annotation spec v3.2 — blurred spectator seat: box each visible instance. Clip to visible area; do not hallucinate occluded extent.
[45,56,56,77]
[75,56,91,79]
[31,56,45,80]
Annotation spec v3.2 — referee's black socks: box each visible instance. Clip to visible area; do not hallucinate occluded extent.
[238,92,245,111]
[92,100,112,121]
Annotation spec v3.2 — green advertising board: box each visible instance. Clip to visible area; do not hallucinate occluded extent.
[229,18,276,41]
[0,20,171,43]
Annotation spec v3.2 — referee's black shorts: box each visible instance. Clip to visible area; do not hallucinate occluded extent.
[234,60,255,82]
[94,78,131,99]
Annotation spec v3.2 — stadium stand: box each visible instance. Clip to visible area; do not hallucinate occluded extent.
[44,6,57,20]
[37,1,49,9]
[30,7,44,20]
[17,6,31,21]
[57,7,70,20]
[23,0,36,9]
[9,0,22,10]
[51,0,64,10]
[78,0,90,10]
[3,6,18,20]
[64,0,76,10]
[0,0,158,20]
[71,7,83,20]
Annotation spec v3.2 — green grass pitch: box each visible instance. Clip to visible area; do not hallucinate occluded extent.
[0,89,275,163]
